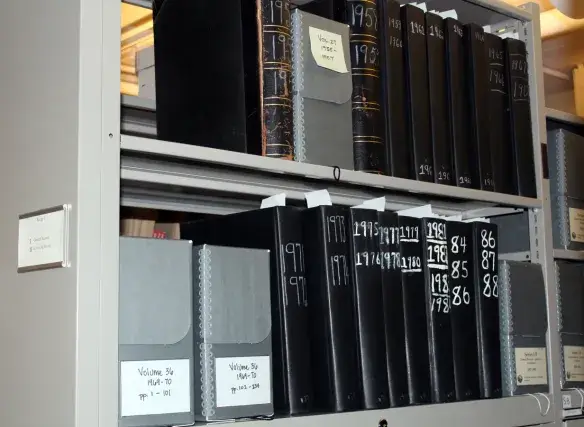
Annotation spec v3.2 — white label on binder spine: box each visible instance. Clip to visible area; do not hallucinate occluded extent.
[308,27,349,74]
[215,356,271,407]
[564,346,584,381]
[120,359,191,417]
[514,347,548,386]
[569,208,584,242]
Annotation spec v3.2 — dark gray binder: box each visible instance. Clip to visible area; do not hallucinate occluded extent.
[556,261,584,389]
[291,9,353,169]
[119,237,195,427]
[193,245,273,421]
[551,194,584,251]
[499,261,549,396]
[548,129,584,199]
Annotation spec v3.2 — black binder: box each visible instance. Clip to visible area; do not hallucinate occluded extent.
[179,207,313,415]
[402,5,434,182]
[444,18,473,188]
[422,217,455,403]
[485,33,515,195]
[348,209,389,409]
[153,0,293,158]
[398,214,431,404]
[303,206,362,412]
[378,211,409,407]
[426,13,453,186]
[465,24,494,191]
[505,38,537,198]
[379,0,411,179]
[472,222,502,398]
[447,221,480,401]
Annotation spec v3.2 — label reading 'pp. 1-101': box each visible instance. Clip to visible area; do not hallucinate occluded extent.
[120,359,191,417]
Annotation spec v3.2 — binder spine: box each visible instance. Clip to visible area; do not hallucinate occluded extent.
[465,24,494,191]
[260,0,294,159]
[349,210,389,409]
[426,14,453,185]
[348,0,388,174]
[498,261,515,397]
[291,11,307,163]
[556,262,567,386]
[197,246,216,418]
[445,18,473,188]
[402,5,434,182]
[380,0,410,179]
[423,218,455,403]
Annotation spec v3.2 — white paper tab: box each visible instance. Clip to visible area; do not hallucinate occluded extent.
[464,217,491,223]
[564,346,584,382]
[215,356,272,408]
[260,193,287,209]
[305,189,333,208]
[569,208,584,242]
[120,359,191,417]
[353,197,386,212]
[397,204,434,218]
[563,393,573,409]
[18,205,70,272]
[514,348,548,386]
[309,27,349,74]
[412,2,428,11]
[438,9,458,19]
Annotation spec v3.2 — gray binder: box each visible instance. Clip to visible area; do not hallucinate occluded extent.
[556,261,584,389]
[291,9,353,169]
[548,129,584,199]
[119,237,194,427]
[193,245,273,421]
[499,261,549,396]
[551,194,584,251]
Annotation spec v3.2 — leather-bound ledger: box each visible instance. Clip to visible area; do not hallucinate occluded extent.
[447,221,480,401]
[303,206,362,412]
[426,13,453,186]
[398,215,431,404]
[485,33,514,195]
[379,0,411,179]
[348,209,389,409]
[153,0,293,158]
[348,0,387,174]
[465,24,494,191]
[471,222,502,398]
[402,5,434,182]
[421,217,455,403]
[180,207,313,415]
[444,18,473,188]
[505,38,537,198]
[378,211,409,407]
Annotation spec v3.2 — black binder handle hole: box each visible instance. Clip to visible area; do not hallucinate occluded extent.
[379,419,388,427]
[333,166,341,182]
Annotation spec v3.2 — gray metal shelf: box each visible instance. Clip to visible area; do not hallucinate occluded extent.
[240,396,555,427]
[121,135,542,213]
[547,108,584,127]
[554,250,584,262]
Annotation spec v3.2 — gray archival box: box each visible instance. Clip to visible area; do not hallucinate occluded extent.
[193,244,273,421]
[291,9,353,169]
[119,237,195,427]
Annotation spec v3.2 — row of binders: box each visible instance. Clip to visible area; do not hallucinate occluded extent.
[119,193,549,427]
[151,0,536,196]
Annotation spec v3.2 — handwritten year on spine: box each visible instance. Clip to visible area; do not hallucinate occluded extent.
[348,0,386,174]
[260,0,294,159]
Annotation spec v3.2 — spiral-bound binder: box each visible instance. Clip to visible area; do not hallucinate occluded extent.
[548,129,584,199]
[556,261,584,389]
[291,10,353,169]
[499,261,548,396]
[193,245,273,421]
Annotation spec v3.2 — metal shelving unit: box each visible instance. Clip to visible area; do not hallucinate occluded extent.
[0,1,569,427]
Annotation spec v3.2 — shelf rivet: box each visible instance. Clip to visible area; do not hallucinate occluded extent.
[378,419,388,427]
